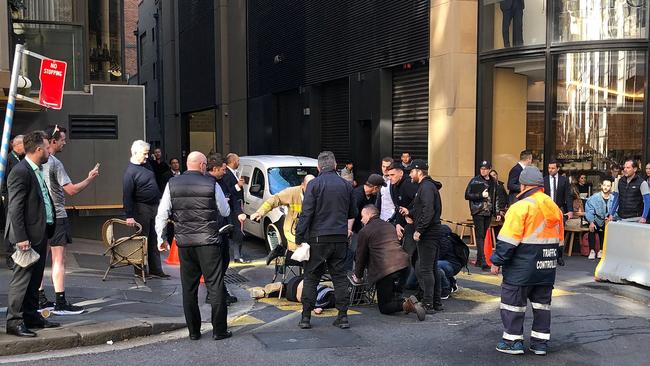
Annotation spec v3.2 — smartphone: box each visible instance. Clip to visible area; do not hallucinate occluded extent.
[242,176,250,185]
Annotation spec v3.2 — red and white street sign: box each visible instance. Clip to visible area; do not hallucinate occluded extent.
[38,58,67,110]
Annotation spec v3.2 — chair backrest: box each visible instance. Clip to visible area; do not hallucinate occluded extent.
[101,219,146,264]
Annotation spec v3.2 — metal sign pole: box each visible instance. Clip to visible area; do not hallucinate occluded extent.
[0,43,24,192]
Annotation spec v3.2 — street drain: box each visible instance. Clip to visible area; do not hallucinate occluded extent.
[225,269,249,284]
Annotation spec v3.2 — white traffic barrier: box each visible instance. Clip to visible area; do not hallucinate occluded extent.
[595,221,650,287]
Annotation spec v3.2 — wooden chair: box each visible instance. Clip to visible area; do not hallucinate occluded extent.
[101,219,148,283]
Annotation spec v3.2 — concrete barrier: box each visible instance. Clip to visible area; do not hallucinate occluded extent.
[595,221,650,287]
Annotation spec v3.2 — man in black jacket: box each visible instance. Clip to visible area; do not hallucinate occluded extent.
[543,160,573,217]
[388,163,419,247]
[3,134,24,269]
[5,131,60,337]
[295,151,356,330]
[403,159,444,314]
[507,150,533,204]
[155,151,232,341]
[224,153,248,263]
[465,160,505,270]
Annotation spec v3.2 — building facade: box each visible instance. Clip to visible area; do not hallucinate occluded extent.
[0,0,145,215]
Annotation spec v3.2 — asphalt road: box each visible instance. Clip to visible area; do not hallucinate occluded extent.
[3,254,650,366]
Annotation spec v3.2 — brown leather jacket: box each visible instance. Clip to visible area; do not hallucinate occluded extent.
[354,217,409,284]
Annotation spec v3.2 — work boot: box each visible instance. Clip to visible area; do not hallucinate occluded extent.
[298,314,312,329]
[332,314,350,329]
[402,297,426,321]
[422,303,437,315]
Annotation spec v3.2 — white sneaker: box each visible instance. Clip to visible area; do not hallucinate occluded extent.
[588,250,596,260]
[597,250,603,259]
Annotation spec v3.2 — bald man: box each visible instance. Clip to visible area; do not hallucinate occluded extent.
[155,151,232,340]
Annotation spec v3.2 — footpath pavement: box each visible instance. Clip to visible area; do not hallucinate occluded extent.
[1,234,649,358]
[0,237,268,357]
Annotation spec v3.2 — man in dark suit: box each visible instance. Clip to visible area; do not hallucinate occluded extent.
[3,135,24,269]
[500,0,524,47]
[507,150,533,204]
[224,153,248,263]
[543,160,574,218]
[5,131,59,337]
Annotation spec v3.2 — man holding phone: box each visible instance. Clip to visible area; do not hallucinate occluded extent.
[39,125,99,315]
[224,153,249,263]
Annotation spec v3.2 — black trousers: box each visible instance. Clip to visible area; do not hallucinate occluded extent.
[502,1,524,47]
[415,237,441,305]
[376,268,408,315]
[473,215,492,266]
[221,235,230,297]
[6,234,48,328]
[228,214,245,260]
[134,202,163,274]
[500,282,552,346]
[178,244,227,336]
[588,227,604,251]
[302,242,349,314]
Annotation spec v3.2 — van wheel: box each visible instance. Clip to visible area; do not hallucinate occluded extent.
[265,216,286,253]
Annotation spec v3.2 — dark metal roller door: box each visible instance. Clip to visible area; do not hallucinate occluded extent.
[392,67,429,160]
[320,79,350,165]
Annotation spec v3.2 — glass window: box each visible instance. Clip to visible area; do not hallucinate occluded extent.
[554,50,645,182]
[480,0,546,51]
[17,0,83,23]
[267,167,319,195]
[554,0,648,42]
[88,0,123,82]
[19,23,85,91]
[479,57,546,181]
[250,168,265,199]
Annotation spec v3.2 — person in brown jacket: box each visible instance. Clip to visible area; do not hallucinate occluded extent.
[352,205,425,321]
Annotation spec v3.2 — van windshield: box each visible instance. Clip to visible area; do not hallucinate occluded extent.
[267,167,319,194]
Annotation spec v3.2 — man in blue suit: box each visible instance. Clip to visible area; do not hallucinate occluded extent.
[507,150,533,204]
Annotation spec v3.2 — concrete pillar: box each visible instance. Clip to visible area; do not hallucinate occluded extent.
[428,0,478,223]
[491,68,527,181]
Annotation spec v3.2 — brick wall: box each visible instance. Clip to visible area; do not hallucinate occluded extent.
[124,0,139,79]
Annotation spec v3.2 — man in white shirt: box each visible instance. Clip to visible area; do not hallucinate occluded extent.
[378,157,396,222]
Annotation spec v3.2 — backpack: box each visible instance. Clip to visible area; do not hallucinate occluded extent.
[450,232,470,271]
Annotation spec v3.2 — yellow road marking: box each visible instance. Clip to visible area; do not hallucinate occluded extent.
[228,314,265,327]
[453,288,500,303]
[229,259,267,268]
[456,272,574,296]
[258,297,362,316]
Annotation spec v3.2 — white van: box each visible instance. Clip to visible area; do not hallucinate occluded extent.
[237,156,319,244]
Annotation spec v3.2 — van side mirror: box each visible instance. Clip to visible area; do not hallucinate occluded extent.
[250,184,262,194]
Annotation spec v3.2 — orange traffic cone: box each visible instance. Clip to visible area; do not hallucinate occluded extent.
[483,227,494,267]
[165,238,180,265]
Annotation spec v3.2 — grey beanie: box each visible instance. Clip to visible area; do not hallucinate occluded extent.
[519,166,544,187]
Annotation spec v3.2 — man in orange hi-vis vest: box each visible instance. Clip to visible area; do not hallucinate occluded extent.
[490,166,564,356]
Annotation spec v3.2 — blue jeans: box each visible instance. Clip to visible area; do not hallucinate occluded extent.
[437,260,461,292]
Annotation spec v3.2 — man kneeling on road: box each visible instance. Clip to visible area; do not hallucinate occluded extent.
[351,205,425,321]
[490,166,564,356]
[155,152,232,341]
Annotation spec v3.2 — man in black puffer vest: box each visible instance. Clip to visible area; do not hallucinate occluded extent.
[155,152,231,341]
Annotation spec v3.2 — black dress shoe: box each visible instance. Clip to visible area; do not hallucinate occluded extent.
[149,271,171,279]
[7,324,37,337]
[213,330,232,340]
[227,294,238,304]
[6,256,15,270]
[234,258,251,264]
[298,315,312,329]
[332,316,350,329]
[189,333,201,340]
[26,319,60,329]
